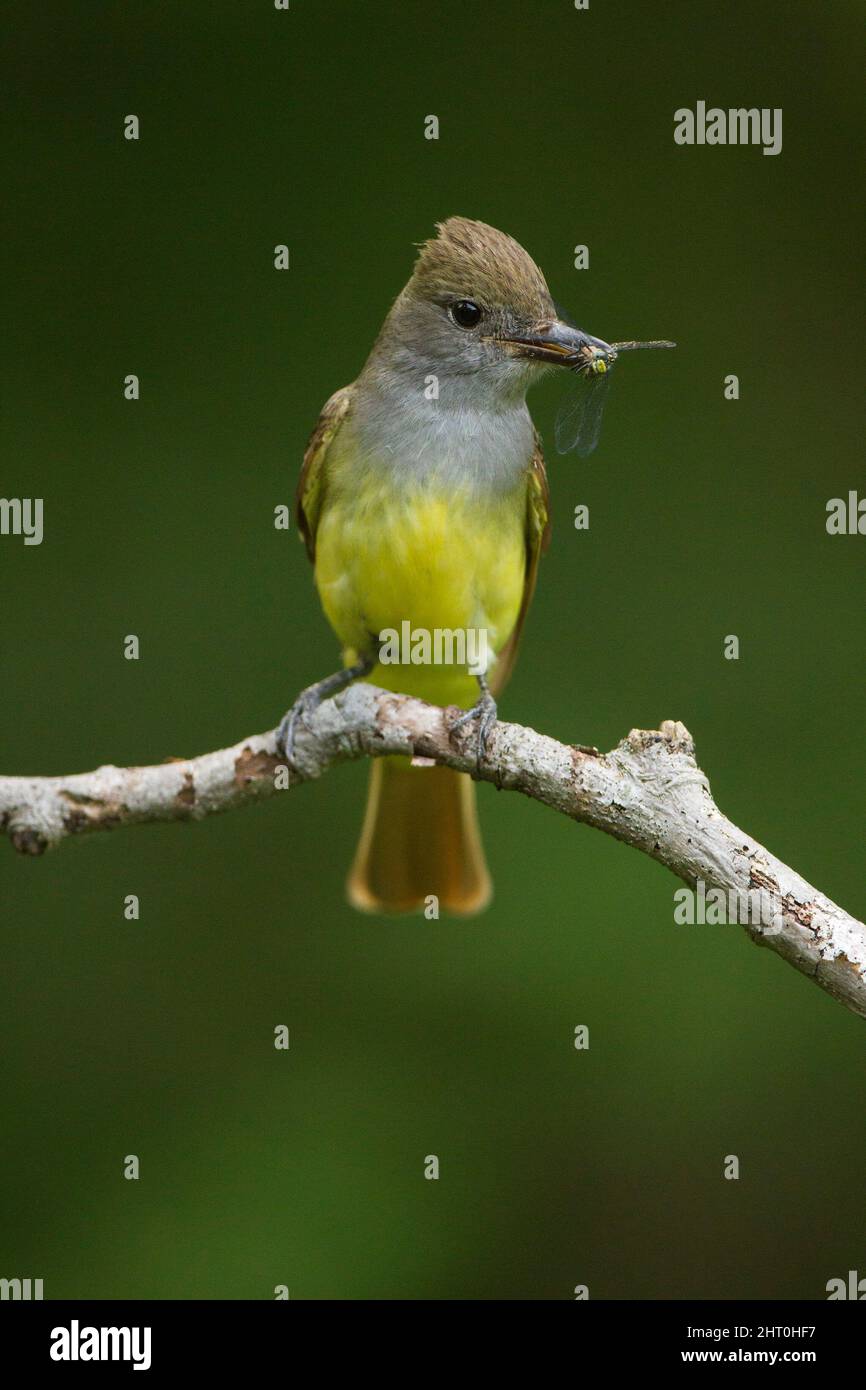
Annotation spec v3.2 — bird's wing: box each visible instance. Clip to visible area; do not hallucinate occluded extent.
[490,428,551,697]
[295,384,355,562]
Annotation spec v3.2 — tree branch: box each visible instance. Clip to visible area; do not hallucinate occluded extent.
[2,684,863,1019]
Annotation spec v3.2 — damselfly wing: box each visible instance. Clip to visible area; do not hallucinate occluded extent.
[554,338,676,458]
[555,366,612,458]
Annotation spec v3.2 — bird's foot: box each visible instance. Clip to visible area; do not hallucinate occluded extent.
[450,687,498,769]
[276,687,320,772]
[277,656,374,772]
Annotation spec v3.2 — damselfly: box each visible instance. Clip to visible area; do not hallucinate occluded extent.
[554,336,676,458]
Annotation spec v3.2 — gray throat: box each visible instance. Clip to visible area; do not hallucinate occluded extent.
[345,369,537,494]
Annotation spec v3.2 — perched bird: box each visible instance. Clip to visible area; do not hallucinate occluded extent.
[281,217,602,915]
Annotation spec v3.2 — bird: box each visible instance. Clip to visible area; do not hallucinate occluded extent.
[280,217,601,916]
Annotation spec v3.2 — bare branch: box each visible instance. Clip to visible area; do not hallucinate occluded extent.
[2,684,863,1019]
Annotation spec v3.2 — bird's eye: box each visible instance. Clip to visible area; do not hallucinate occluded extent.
[450,299,482,329]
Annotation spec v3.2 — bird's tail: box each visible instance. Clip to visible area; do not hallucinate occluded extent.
[346,756,492,916]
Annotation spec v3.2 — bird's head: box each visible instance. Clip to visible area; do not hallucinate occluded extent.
[370,217,597,404]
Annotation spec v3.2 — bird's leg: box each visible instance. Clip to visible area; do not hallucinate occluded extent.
[450,673,498,769]
[277,654,375,771]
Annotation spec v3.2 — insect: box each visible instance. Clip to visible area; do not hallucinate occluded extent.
[555,335,676,458]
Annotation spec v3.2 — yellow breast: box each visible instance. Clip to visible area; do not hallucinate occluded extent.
[314,473,528,705]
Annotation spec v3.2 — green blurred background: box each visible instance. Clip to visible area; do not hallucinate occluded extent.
[2,0,863,1300]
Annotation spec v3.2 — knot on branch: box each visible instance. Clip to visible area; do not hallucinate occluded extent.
[233,746,282,790]
[10,824,48,856]
[624,719,696,759]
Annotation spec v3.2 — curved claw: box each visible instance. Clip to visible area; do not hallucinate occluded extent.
[450,691,498,768]
[276,693,316,772]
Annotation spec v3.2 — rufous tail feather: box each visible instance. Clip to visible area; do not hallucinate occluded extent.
[347,757,492,916]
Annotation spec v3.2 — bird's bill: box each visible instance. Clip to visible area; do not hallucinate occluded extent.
[496,319,612,367]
